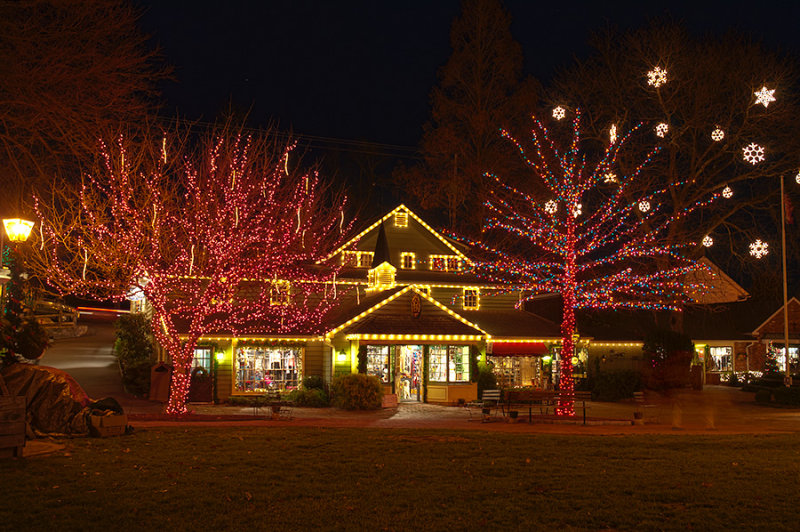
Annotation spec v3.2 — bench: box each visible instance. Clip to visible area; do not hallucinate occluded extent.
[505,390,559,421]
[466,389,502,422]
[253,389,294,420]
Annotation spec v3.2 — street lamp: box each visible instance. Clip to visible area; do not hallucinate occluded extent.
[3,218,35,243]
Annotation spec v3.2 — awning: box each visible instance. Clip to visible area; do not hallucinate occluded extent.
[489,341,548,356]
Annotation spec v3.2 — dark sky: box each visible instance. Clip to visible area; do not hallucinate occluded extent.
[137,1,800,149]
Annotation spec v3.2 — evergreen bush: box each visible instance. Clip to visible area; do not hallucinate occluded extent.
[287,387,329,407]
[330,373,382,410]
[114,314,154,397]
[592,370,641,402]
[302,375,325,390]
[476,365,497,397]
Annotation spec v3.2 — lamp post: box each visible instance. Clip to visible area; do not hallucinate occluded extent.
[1,217,35,314]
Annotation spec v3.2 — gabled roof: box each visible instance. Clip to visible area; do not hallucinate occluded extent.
[752,297,800,335]
[320,204,472,265]
[326,285,487,338]
[685,257,749,304]
[460,309,560,339]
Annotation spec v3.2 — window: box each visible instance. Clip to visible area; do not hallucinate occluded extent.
[192,347,212,372]
[429,345,470,383]
[400,252,415,269]
[235,346,302,392]
[270,280,291,306]
[366,345,391,383]
[709,347,732,372]
[394,211,408,227]
[430,254,461,271]
[463,288,479,310]
[342,250,374,268]
[416,286,430,296]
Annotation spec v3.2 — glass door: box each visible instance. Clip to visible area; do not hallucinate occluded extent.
[396,345,423,402]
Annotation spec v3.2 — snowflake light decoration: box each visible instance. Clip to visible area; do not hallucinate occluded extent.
[711,128,725,142]
[553,106,565,120]
[647,67,668,88]
[603,173,618,184]
[753,86,776,108]
[655,123,669,138]
[796,170,800,185]
[544,200,557,214]
[572,203,582,218]
[722,186,733,199]
[749,239,769,259]
[609,124,617,144]
[702,235,714,247]
[742,143,765,165]
[638,200,651,212]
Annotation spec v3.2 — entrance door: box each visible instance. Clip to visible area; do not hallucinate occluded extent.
[396,345,423,402]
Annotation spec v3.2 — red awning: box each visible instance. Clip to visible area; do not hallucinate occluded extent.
[489,342,548,356]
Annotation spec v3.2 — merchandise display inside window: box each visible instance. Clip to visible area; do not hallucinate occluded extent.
[192,347,212,372]
[489,355,544,389]
[429,345,470,383]
[235,346,302,392]
[397,345,422,401]
[366,345,391,383]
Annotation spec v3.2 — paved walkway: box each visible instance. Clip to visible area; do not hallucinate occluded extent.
[39,318,800,436]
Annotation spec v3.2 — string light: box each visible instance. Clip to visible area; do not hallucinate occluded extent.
[711,128,725,142]
[702,235,713,247]
[753,86,776,108]
[448,110,719,417]
[552,106,565,120]
[742,143,765,164]
[722,186,733,199]
[647,67,668,87]
[750,239,769,259]
[655,123,669,138]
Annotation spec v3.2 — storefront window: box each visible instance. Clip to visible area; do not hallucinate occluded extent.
[235,346,302,392]
[192,347,212,372]
[709,347,732,372]
[429,346,447,382]
[367,345,391,383]
[488,355,544,388]
[448,346,470,382]
[429,345,470,383]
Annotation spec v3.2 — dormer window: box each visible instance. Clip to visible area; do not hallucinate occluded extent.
[270,280,292,306]
[394,210,408,227]
[462,288,479,310]
[400,252,416,270]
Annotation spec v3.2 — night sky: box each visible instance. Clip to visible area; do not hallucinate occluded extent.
[136,1,800,149]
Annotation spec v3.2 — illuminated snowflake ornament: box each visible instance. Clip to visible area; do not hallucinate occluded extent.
[638,200,651,213]
[796,170,800,185]
[753,86,776,108]
[572,203,582,218]
[702,235,714,247]
[609,124,617,144]
[711,128,725,142]
[604,173,618,184]
[742,143,765,164]
[544,200,558,214]
[655,123,669,138]
[647,66,668,88]
[749,239,769,259]
[553,106,565,120]
[722,186,733,199]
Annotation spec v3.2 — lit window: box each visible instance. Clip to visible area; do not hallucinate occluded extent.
[342,251,358,267]
[234,346,302,391]
[394,211,408,227]
[192,347,212,372]
[416,286,430,296]
[708,347,732,372]
[366,345,391,383]
[463,288,479,310]
[358,251,374,268]
[429,345,470,383]
[400,252,415,269]
[270,280,291,306]
[430,254,461,271]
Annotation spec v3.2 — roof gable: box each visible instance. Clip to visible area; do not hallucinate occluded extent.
[752,297,800,335]
[321,205,472,266]
[685,257,749,304]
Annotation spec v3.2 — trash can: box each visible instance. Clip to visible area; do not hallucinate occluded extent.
[149,362,173,402]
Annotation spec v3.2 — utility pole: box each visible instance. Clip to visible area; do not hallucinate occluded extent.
[780,175,791,386]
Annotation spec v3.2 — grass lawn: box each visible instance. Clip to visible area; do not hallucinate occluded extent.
[2,428,800,531]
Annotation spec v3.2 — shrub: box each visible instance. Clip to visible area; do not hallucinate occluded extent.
[302,375,325,390]
[754,388,772,404]
[476,365,497,397]
[330,373,382,410]
[114,314,154,397]
[288,388,329,407]
[771,386,800,406]
[592,370,641,402]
